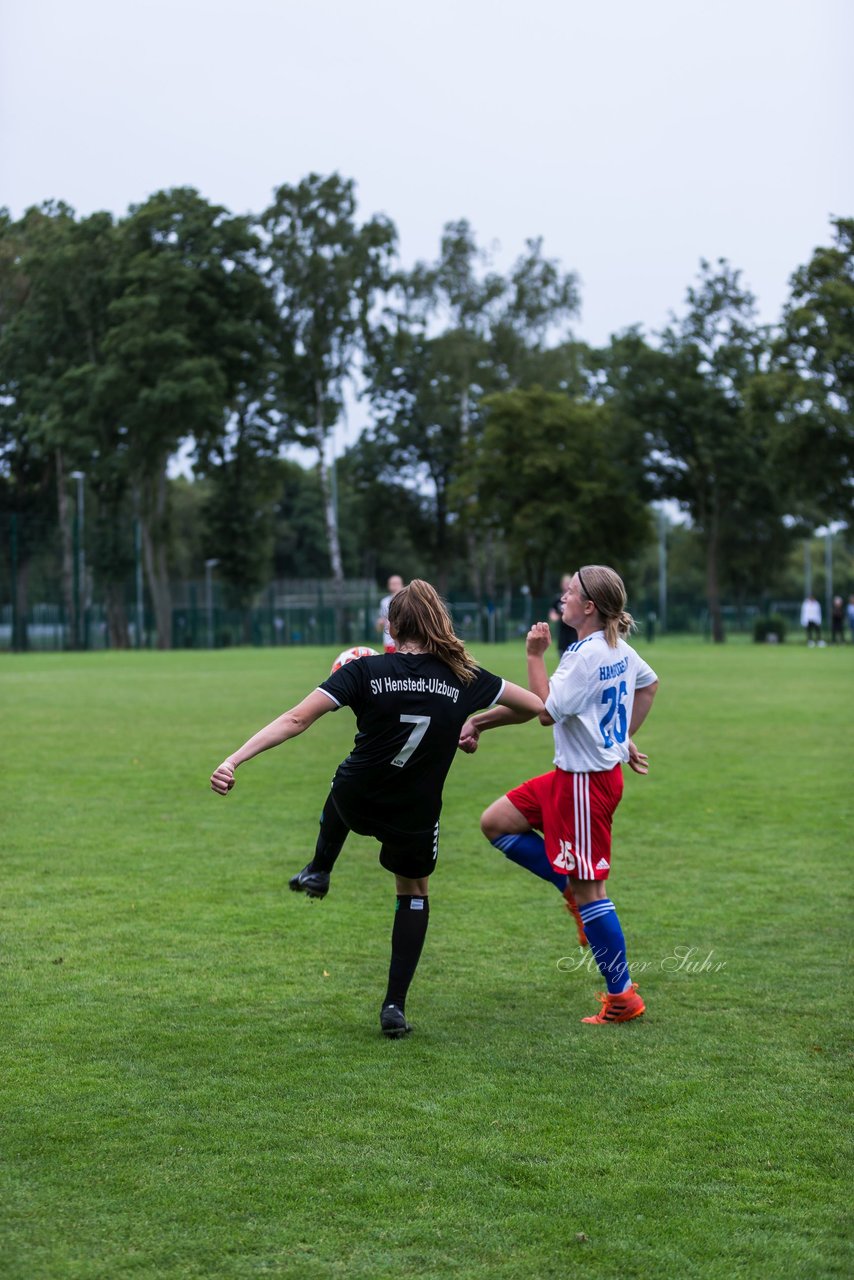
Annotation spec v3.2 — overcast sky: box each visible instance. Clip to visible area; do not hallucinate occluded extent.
[2,0,851,351]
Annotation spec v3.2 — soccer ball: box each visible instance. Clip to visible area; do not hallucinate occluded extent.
[331,646,378,673]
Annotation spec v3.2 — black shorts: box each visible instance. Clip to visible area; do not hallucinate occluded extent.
[377,822,440,879]
[330,792,440,880]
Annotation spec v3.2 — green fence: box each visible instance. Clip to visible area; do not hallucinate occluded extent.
[0,591,813,653]
[0,596,525,652]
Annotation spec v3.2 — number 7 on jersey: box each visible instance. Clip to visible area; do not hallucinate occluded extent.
[391,715,431,767]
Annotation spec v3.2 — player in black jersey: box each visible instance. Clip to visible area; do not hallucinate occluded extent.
[211,580,543,1038]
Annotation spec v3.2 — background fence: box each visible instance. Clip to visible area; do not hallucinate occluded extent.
[3,510,843,652]
[0,584,812,653]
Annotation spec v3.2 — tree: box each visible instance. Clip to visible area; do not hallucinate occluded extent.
[49,210,134,645]
[456,387,651,594]
[366,325,479,588]
[774,216,854,524]
[199,316,280,617]
[489,236,581,387]
[335,435,435,583]
[203,415,280,621]
[270,460,330,580]
[102,188,271,647]
[0,204,126,644]
[0,207,57,648]
[601,261,784,641]
[366,222,580,591]
[167,475,209,583]
[0,435,56,652]
[260,174,396,612]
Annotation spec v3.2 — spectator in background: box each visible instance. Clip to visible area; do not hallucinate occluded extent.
[830,596,845,644]
[800,594,822,646]
[376,574,405,653]
[549,573,578,655]
[847,595,854,645]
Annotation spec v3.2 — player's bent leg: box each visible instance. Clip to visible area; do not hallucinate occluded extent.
[560,876,600,948]
[394,874,430,896]
[570,878,609,905]
[290,792,350,899]
[480,796,532,841]
[571,875,644,1023]
[482,797,567,893]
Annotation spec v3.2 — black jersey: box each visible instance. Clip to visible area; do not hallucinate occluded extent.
[551,596,578,654]
[318,652,504,835]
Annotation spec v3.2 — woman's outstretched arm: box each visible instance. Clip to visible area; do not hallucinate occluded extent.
[210,689,336,794]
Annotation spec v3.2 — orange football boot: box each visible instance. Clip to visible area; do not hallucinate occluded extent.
[581,982,645,1024]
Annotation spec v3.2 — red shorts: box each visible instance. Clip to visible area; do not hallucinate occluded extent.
[505,766,624,880]
[384,643,396,654]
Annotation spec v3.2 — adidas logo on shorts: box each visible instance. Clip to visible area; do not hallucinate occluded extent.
[596,858,609,871]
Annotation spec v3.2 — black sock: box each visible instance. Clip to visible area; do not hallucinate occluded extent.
[309,794,350,874]
[384,895,430,1012]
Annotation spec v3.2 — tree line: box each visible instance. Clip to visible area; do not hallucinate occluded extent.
[0,174,851,646]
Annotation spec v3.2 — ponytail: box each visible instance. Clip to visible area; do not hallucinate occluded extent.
[577,566,636,649]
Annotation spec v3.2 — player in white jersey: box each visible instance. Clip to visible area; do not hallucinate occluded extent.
[376,574,405,652]
[460,566,659,1025]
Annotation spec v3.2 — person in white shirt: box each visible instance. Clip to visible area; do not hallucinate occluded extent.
[460,566,659,1025]
[800,595,822,645]
[376,574,405,652]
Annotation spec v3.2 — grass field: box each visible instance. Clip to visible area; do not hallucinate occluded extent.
[1,638,851,1279]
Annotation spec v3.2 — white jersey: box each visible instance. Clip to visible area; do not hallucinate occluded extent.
[545,631,658,773]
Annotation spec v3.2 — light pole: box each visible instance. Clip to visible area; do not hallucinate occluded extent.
[804,538,813,600]
[205,559,220,649]
[658,506,668,633]
[134,519,144,648]
[70,470,86,648]
[824,526,834,628]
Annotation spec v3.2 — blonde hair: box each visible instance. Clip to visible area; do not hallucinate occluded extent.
[388,580,478,684]
[577,565,635,648]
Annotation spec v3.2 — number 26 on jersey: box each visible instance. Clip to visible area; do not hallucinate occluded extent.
[599,680,627,748]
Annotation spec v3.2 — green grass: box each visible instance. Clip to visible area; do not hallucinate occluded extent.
[1,638,851,1279]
